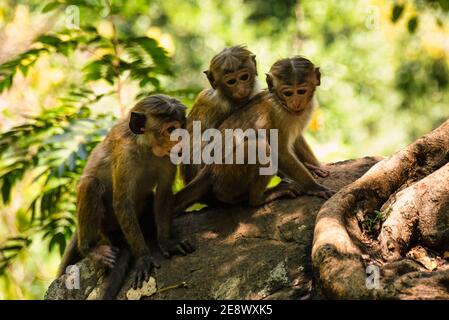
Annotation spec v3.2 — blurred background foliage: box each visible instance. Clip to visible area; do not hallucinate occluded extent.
[0,0,448,299]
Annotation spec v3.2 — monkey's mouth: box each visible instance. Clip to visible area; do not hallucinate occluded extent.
[233,92,251,101]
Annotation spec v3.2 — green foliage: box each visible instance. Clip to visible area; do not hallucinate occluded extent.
[0,0,174,274]
[0,237,31,274]
[390,0,449,33]
[362,209,391,235]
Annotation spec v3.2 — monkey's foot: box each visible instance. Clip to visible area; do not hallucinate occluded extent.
[304,163,330,178]
[263,185,298,204]
[306,184,335,200]
[158,238,195,258]
[133,254,160,289]
[89,245,120,269]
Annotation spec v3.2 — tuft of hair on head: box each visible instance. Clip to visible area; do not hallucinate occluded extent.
[269,56,315,85]
[209,44,255,72]
[133,94,187,125]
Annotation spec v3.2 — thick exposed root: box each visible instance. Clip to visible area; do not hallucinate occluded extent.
[379,163,449,261]
[312,119,449,299]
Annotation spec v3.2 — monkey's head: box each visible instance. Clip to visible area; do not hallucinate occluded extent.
[204,45,257,104]
[129,94,186,157]
[266,56,320,116]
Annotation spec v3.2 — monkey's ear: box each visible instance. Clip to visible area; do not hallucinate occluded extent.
[203,70,216,89]
[250,54,258,75]
[265,73,274,92]
[315,67,321,86]
[129,112,146,134]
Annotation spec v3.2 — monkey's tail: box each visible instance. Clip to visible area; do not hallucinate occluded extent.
[57,233,81,277]
[174,166,213,215]
[98,246,132,300]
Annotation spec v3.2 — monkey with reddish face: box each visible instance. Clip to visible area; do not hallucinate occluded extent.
[175,57,334,212]
[181,45,260,185]
[58,95,194,298]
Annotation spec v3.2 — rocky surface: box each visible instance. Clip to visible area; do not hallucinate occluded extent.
[45,157,380,300]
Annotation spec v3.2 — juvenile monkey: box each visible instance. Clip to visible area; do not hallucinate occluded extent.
[58,95,194,296]
[175,57,334,211]
[181,45,260,185]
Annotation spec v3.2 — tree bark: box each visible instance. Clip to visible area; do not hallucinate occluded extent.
[312,119,449,299]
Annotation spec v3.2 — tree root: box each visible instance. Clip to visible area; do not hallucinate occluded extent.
[312,119,449,299]
[379,163,449,261]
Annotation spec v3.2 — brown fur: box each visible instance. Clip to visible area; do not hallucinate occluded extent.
[175,57,334,212]
[58,95,194,299]
[181,45,260,186]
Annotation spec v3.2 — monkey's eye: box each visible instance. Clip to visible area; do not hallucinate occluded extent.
[226,78,237,86]
[240,73,249,81]
[297,89,307,95]
[283,90,293,97]
[167,126,176,134]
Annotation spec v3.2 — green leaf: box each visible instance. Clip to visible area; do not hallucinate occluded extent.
[1,176,11,204]
[19,64,29,77]
[42,1,62,13]
[49,232,66,256]
[408,16,418,33]
[0,245,23,252]
[391,4,404,23]
[439,0,449,11]
[37,35,61,47]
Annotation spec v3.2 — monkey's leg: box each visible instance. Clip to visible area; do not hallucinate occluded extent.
[57,233,81,277]
[294,135,329,178]
[98,246,132,300]
[248,174,272,207]
[174,167,213,214]
[77,176,119,268]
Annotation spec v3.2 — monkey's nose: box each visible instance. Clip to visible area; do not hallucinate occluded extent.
[292,104,304,114]
[236,89,250,99]
[292,101,303,110]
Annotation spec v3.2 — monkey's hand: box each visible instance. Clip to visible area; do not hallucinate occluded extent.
[306,184,335,200]
[133,254,160,289]
[158,237,195,258]
[304,162,330,178]
[89,245,119,269]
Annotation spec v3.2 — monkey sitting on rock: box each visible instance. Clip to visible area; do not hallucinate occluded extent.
[58,95,194,298]
[174,56,334,212]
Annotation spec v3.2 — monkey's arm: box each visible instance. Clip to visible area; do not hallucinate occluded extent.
[294,135,320,166]
[112,155,159,288]
[279,146,334,199]
[112,160,150,259]
[154,167,176,241]
[156,165,195,257]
